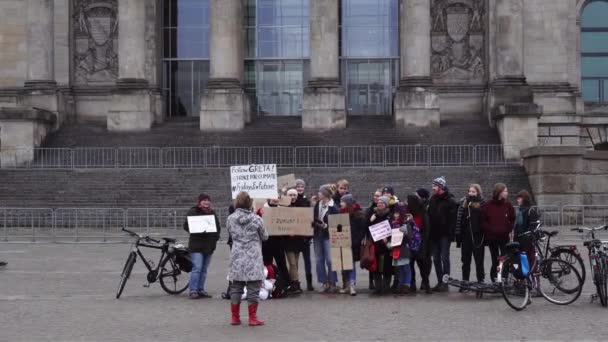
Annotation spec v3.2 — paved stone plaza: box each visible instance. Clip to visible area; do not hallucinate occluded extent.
[1,243,607,341]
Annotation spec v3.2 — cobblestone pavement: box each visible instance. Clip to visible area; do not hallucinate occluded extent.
[0,243,606,341]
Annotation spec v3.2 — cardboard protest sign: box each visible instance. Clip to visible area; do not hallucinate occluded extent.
[187,215,217,233]
[277,174,297,190]
[277,195,292,207]
[331,247,354,271]
[329,214,351,248]
[369,220,392,242]
[263,206,313,236]
[329,213,353,271]
[391,228,404,247]
[230,164,278,199]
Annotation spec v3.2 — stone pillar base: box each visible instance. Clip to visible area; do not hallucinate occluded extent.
[494,103,542,159]
[0,108,56,167]
[394,85,440,128]
[302,80,346,130]
[200,79,247,131]
[108,79,154,132]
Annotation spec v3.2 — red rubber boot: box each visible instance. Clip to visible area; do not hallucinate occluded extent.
[248,303,265,326]
[230,303,241,326]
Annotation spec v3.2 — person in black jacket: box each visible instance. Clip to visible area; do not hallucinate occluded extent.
[407,193,432,294]
[428,177,458,293]
[313,185,340,293]
[365,188,383,290]
[514,190,540,269]
[455,184,486,287]
[294,179,314,291]
[368,195,394,295]
[183,193,221,299]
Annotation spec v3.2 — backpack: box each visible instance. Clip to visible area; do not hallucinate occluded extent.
[409,223,423,252]
[174,248,193,273]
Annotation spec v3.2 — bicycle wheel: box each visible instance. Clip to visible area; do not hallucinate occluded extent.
[501,261,530,311]
[538,258,583,305]
[596,257,608,307]
[551,249,586,285]
[159,254,189,295]
[116,252,136,299]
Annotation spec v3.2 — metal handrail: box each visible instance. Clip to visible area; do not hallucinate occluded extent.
[0,144,519,169]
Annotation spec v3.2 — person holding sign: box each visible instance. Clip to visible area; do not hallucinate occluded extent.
[312,185,339,293]
[294,179,314,291]
[283,188,308,295]
[337,194,366,296]
[183,193,221,299]
[388,211,415,296]
[227,192,269,327]
[367,195,394,295]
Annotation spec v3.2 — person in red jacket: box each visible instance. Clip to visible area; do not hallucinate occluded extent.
[481,183,515,282]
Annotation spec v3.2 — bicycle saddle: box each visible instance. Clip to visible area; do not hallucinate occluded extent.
[543,230,559,237]
[162,237,176,243]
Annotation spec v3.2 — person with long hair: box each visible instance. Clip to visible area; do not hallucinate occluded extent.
[481,183,516,282]
[455,184,486,287]
[227,192,268,326]
[514,190,540,268]
[312,185,340,293]
[407,193,432,294]
[337,194,366,296]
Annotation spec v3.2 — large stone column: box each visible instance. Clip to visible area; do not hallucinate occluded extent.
[301,0,345,130]
[25,0,55,88]
[490,0,542,158]
[393,0,439,128]
[108,0,154,131]
[200,0,247,131]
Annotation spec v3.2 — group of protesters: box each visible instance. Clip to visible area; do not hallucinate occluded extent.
[182,176,539,326]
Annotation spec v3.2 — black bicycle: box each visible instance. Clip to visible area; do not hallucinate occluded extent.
[571,224,608,307]
[116,228,192,299]
[530,221,586,285]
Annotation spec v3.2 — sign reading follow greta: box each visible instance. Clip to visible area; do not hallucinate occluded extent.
[230,164,278,199]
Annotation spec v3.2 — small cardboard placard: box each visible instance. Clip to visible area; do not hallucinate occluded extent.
[369,220,392,242]
[277,195,293,207]
[391,228,404,247]
[277,174,297,190]
[187,215,217,233]
[263,206,313,236]
[230,164,278,199]
[331,247,353,271]
[329,214,351,248]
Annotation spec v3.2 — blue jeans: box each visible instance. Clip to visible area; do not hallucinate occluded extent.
[432,236,451,283]
[189,252,212,293]
[398,264,412,286]
[342,261,357,284]
[313,235,337,284]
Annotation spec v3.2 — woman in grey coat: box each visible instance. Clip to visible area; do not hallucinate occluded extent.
[227,191,269,327]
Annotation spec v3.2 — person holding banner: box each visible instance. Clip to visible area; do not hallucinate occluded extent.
[389,210,415,295]
[294,179,314,291]
[368,195,394,295]
[338,194,365,296]
[183,193,221,299]
[227,191,269,326]
[257,199,290,295]
[283,189,308,294]
[312,185,339,293]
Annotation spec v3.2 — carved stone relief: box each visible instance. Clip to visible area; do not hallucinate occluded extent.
[73,0,118,84]
[431,0,485,81]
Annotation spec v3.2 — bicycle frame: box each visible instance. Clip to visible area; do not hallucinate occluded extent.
[129,236,170,283]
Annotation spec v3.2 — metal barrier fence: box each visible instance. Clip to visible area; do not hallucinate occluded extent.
[2,205,607,243]
[0,144,518,169]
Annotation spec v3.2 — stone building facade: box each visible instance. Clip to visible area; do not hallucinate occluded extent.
[0,0,607,156]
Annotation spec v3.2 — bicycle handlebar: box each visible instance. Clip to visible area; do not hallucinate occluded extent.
[571,225,608,232]
[121,227,161,244]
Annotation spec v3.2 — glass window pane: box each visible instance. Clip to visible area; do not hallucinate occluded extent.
[582,56,608,77]
[581,1,608,28]
[582,32,608,53]
[165,28,209,58]
[176,0,209,27]
[254,0,309,58]
[582,79,600,102]
[604,80,608,102]
[341,0,398,58]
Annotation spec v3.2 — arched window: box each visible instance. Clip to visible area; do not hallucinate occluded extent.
[581,0,608,104]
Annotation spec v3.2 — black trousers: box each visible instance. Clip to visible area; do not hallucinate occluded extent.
[461,233,485,282]
[487,240,507,282]
[410,250,431,287]
[262,238,289,288]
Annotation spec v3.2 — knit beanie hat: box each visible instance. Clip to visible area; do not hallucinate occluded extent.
[416,188,430,199]
[382,186,395,195]
[378,195,391,206]
[198,193,211,202]
[432,176,447,190]
[319,185,333,199]
[340,194,355,207]
[295,179,306,187]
